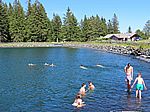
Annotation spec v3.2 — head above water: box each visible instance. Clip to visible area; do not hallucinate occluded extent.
[138,72,142,77]
[77,95,81,99]
[82,83,86,87]
[127,63,130,67]
[88,81,92,84]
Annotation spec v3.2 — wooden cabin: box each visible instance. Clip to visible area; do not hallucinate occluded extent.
[104,33,141,41]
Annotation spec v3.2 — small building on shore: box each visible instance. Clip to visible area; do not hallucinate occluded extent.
[104,33,141,41]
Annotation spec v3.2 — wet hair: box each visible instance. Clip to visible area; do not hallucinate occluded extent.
[88,81,91,84]
[126,63,131,70]
[127,63,130,67]
[138,72,142,76]
[82,83,85,87]
[77,95,81,99]
[76,92,81,96]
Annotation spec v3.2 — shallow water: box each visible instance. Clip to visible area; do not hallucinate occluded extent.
[0,47,150,112]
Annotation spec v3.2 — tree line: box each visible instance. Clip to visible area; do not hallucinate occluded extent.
[0,0,149,42]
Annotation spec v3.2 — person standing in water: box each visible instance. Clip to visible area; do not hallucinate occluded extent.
[131,72,147,99]
[124,63,133,92]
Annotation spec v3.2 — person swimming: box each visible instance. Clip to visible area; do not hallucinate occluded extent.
[49,63,56,67]
[28,63,36,66]
[96,64,105,68]
[88,81,95,90]
[79,83,86,96]
[80,65,87,69]
[72,95,85,108]
[44,63,49,66]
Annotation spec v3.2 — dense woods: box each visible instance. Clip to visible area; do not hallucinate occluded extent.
[0,0,149,42]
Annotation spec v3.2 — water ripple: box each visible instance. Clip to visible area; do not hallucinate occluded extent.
[0,48,150,112]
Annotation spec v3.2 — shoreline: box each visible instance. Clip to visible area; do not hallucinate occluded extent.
[0,42,150,63]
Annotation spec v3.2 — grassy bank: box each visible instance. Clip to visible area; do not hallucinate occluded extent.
[63,39,150,49]
[0,40,150,50]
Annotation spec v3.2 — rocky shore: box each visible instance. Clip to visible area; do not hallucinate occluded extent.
[63,43,150,62]
[0,42,150,62]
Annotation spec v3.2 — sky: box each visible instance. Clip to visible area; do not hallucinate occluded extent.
[3,0,150,33]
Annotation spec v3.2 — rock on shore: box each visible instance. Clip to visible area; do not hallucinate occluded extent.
[63,43,150,63]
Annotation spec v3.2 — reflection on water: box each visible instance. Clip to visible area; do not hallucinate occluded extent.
[0,47,150,112]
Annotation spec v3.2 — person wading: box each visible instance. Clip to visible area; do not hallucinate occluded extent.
[124,63,133,92]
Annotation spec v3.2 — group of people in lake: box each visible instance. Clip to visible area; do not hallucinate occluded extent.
[73,63,147,108]
[124,63,147,99]
[72,81,95,108]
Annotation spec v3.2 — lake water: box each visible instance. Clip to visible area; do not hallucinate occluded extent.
[0,47,150,112]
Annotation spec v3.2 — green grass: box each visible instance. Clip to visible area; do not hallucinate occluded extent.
[62,40,150,50]
[0,40,150,49]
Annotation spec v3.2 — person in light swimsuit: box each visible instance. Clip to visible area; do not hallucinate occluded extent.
[72,95,85,107]
[79,83,86,96]
[88,81,95,90]
[124,63,133,92]
[131,72,147,99]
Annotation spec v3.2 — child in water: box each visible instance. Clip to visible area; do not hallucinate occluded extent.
[79,83,86,96]
[72,94,85,108]
[88,81,95,90]
[131,72,147,99]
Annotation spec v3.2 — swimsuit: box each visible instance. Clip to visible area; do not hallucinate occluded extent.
[125,75,132,82]
[136,84,143,90]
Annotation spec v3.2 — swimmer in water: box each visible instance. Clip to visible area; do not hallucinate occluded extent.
[72,95,85,108]
[44,63,49,66]
[79,83,86,96]
[80,65,87,69]
[49,63,56,67]
[28,63,36,66]
[96,64,105,68]
[88,81,95,90]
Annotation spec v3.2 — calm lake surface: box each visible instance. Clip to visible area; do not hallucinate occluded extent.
[0,47,150,112]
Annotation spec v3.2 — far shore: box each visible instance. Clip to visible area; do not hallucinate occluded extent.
[0,42,150,63]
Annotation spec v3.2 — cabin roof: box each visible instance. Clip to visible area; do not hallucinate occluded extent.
[104,33,138,39]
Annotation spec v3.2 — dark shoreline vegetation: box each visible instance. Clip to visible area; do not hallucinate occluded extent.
[0,42,150,63]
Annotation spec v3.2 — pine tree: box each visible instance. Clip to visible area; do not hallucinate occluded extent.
[107,19,113,34]
[100,17,107,36]
[62,7,81,41]
[27,0,31,16]
[143,20,150,39]
[8,0,26,42]
[51,13,62,42]
[25,0,33,41]
[27,2,40,42]
[26,0,50,42]
[112,13,119,34]
[81,15,107,41]
[128,26,132,33]
[0,1,10,42]
[8,3,14,41]
[80,15,89,41]
[38,3,50,41]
